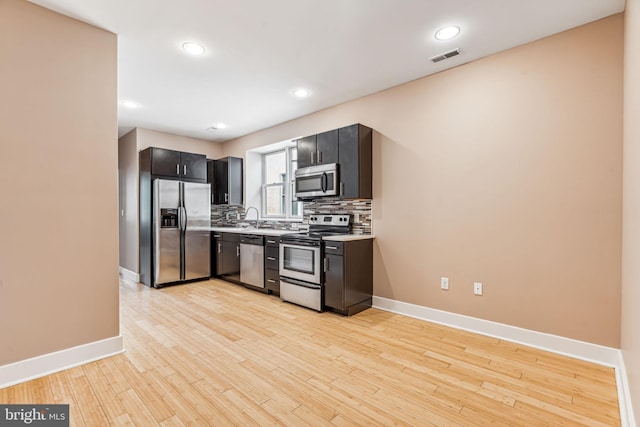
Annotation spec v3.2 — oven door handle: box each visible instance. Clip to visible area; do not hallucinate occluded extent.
[280,240,321,248]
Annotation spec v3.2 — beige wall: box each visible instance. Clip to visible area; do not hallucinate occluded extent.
[117,128,222,274]
[623,0,640,421]
[222,15,623,347]
[0,0,119,364]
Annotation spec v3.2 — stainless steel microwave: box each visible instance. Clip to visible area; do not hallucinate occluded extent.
[294,163,339,199]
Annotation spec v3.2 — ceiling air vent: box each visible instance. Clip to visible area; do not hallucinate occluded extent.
[430,48,460,63]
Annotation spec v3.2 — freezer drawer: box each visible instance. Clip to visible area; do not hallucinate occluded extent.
[155,227,181,285]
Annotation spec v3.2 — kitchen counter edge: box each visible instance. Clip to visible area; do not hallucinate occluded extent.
[209,227,295,236]
[209,227,375,240]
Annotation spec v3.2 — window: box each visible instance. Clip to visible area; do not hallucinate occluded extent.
[262,147,302,219]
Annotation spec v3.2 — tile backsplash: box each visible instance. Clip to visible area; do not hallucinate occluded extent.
[303,198,372,234]
[211,198,372,234]
[210,205,246,227]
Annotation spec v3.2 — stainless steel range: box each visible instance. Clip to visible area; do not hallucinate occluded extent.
[279,214,351,311]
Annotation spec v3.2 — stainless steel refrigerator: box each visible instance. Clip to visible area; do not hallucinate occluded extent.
[153,179,210,287]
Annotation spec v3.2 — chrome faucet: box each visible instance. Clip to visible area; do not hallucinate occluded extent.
[243,206,261,228]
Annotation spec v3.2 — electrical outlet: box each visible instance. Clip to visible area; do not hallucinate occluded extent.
[474,282,483,296]
[441,277,449,290]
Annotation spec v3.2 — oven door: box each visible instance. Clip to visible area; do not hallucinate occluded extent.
[295,163,339,199]
[279,241,321,284]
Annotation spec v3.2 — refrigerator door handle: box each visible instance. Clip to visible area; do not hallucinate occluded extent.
[184,205,188,230]
[180,206,188,231]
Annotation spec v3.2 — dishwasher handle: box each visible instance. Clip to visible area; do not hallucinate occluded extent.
[240,234,264,245]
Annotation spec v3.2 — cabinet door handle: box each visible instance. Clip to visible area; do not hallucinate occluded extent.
[184,165,187,175]
[267,257,276,261]
[267,279,276,283]
[267,240,276,244]
[176,164,180,175]
[325,246,338,250]
[236,246,240,257]
[340,182,345,196]
[217,243,222,254]
[324,257,329,272]
[310,151,315,165]
[318,150,322,163]
[225,193,229,203]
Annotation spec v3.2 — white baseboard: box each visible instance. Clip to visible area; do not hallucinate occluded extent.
[617,352,637,427]
[0,335,124,389]
[372,296,619,365]
[119,266,140,282]
[372,296,634,427]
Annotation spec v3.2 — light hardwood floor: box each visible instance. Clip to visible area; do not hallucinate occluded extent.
[1,278,621,426]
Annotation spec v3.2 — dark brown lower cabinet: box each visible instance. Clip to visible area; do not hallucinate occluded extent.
[264,237,281,295]
[211,232,240,283]
[323,239,373,316]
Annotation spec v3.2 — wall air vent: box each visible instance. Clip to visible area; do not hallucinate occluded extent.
[429,48,460,63]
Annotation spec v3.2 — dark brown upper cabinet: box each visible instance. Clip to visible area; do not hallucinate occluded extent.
[208,156,243,205]
[296,129,339,169]
[337,124,372,199]
[296,124,372,199]
[141,147,206,182]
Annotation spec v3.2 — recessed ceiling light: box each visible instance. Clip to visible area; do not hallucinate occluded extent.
[293,88,310,98]
[119,100,140,108]
[435,26,461,41]
[182,42,206,56]
[207,123,227,131]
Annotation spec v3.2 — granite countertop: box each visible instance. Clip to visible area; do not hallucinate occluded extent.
[209,227,296,236]
[209,226,375,240]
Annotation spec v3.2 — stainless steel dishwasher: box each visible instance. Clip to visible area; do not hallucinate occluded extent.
[239,234,264,288]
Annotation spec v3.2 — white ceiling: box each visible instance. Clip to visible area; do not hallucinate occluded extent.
[28,0,625,143]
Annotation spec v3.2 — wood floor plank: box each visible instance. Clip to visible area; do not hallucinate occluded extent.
[110,355,176,423]
[67,371,110,427]
[189,379,257,427]
[306,376,410,426]
[158,415,187,427]
[161,374,236,427]
[117,389,162,427]
[221,387,283,426]
[0,278,621,426]
[267,367,338,421]
[143,369,212,426]
[47,371,84,427]
[291,403,335,426]
[81,362,127,423]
